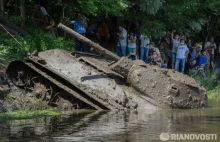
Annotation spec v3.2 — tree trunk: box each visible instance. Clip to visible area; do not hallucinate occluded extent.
[58,23,120,61]
[0,10,25,35]
[0,0,3,12]
[20,0,25,26]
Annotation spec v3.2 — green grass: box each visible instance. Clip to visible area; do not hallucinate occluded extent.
[190,73,220,100]
[207,86,220,100]
[0,109,61,120]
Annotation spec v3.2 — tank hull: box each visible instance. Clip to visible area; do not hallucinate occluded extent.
[6,49,207,110]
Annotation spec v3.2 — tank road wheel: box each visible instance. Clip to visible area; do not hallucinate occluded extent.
[25,76,53,102]
[6,61,97,110]
[6,61,53,102]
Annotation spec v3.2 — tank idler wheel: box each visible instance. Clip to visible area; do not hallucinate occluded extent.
[11,71,27,87]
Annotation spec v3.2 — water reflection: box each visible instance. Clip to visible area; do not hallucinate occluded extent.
[0,108,219,142]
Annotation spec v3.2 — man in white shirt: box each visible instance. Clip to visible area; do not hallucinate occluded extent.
[116,25,127,57]
[175,40,189,73]
[140,34,150,63]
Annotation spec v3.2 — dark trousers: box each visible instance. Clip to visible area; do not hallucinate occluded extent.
[75,33,86,52]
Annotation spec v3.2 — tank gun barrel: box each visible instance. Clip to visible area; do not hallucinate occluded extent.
[58,23,120,61]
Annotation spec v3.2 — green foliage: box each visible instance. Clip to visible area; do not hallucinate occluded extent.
[208,86,220,100]
[0,29,75,61]
[59,0,129,17]
[138,0,164,14]
[191,73,219,99]
[140,20,165,36]
[192,74,217,91]
[9,16,24,24]
[0,109,60,120]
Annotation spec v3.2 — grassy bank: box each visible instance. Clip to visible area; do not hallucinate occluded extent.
[191,74,220,100]
[0,109,61,120]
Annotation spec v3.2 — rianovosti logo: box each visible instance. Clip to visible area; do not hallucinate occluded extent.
[160,133,217,141]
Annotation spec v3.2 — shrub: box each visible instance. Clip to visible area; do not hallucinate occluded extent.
[0,28,75,61]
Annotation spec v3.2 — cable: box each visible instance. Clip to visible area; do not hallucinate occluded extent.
[0,23,24,48]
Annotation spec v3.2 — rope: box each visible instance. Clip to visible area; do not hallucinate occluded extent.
[0,23,24,47]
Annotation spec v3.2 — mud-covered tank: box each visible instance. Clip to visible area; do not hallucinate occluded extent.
[5,24,208,110]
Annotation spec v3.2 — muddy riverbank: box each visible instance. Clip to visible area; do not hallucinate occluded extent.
[0,66,50,112]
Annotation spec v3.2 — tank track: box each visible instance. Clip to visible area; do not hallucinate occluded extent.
[6,60,107,110]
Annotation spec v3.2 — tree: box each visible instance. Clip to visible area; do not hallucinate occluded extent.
[0,0,3,12]
[20,0,25,26]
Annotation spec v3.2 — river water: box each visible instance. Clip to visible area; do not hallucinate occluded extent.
[0,99,219,142]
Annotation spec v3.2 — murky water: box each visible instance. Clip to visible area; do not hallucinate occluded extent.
[0,99,219,142]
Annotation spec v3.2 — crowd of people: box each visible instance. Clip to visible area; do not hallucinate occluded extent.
[71,12,220,76]
[115,25,220,76]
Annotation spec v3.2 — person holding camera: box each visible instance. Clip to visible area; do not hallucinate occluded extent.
[71,12,88,52]
[127,33,137,55]
[140,34,150,63]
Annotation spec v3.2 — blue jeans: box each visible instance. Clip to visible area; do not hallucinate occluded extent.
[75,33,86,52]
[140,47,149,63]
[214,67,220,75]
[128,48,136,54]
[116,46,126,57]
[171,52,176,61]
[161,64,167,68]
[175,58,186,73]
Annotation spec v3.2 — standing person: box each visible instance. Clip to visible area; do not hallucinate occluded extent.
[214,56,220,75]
[189,42,198,61]
[140,34,150,63]
[204,41,211,70]
[34,0,49,24]
[171,30,180,69]
[160,39,170,66]
[71,12,88,52]
[116,25,127,57]
[34,0,47,15]
[209,37,217,70]
[127,33,137,55]
[96,22,110,44]
[215,41,220,58]
[133,27,140,57]
[175,40,189,73]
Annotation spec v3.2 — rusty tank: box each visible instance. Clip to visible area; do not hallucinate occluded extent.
[5,23,207,110]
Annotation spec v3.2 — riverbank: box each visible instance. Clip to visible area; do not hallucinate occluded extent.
[0,109,60,120]
[0,65,52,112]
